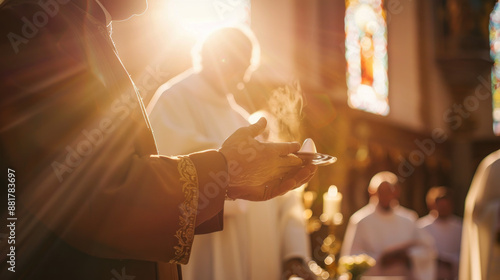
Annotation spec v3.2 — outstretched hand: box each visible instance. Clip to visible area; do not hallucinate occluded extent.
[219,118,317,201]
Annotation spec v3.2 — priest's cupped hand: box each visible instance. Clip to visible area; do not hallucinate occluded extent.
[219,117,317,201]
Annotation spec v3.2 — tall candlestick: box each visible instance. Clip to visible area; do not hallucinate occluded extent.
[323,185,342,222]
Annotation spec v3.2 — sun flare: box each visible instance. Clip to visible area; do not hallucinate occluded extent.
[162,0,251,38]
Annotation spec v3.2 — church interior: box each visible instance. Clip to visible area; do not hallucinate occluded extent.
[110,0,499,277]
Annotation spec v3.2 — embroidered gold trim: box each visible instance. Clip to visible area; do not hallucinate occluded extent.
[170,156,198,264]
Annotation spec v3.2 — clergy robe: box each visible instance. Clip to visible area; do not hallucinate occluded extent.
[417,214,462,279]
[459,149,500,280]
[361,197,419,222]
[0,1,226,279]
[341,205,436,280]
[394,204,418,221]
[148,71,311,280]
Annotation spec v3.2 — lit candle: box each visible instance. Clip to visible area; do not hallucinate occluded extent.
[323,185,342,221]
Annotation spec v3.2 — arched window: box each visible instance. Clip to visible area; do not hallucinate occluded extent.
[490,0,500,135]
[345,0,389,115]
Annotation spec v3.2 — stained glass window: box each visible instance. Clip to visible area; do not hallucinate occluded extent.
[345,0,389,115]
[490,0,500,135]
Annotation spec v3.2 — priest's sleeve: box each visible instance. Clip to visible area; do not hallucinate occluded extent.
[0,1,226,266]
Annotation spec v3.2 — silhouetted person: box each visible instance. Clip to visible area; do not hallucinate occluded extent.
[0,2,316,279]
[460,149,500,280]
[148,26,315,280]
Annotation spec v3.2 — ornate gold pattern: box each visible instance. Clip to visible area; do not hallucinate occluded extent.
[170,156,198,264]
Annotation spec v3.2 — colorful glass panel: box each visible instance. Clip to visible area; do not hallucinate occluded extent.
[490,0,500,135]
[345,0,389,115]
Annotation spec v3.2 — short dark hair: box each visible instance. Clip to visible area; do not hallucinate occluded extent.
[425,186,452,209]
[368,171,398,194]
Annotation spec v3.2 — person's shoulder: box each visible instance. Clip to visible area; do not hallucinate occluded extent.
[159,70,197,96]
[485,149,500,175]
[394,205,419,221]
[467,149,500,204]
[476,149,500,176]
[146,70,196,113]
[486,149,500,164]
[416,214,435,229]
[350,203,376,224]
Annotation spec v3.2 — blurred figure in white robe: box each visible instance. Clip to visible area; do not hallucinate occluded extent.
[148,26,315,280]
[459,149,500,280]
[417,186,462,280]
[341,171,436,280]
